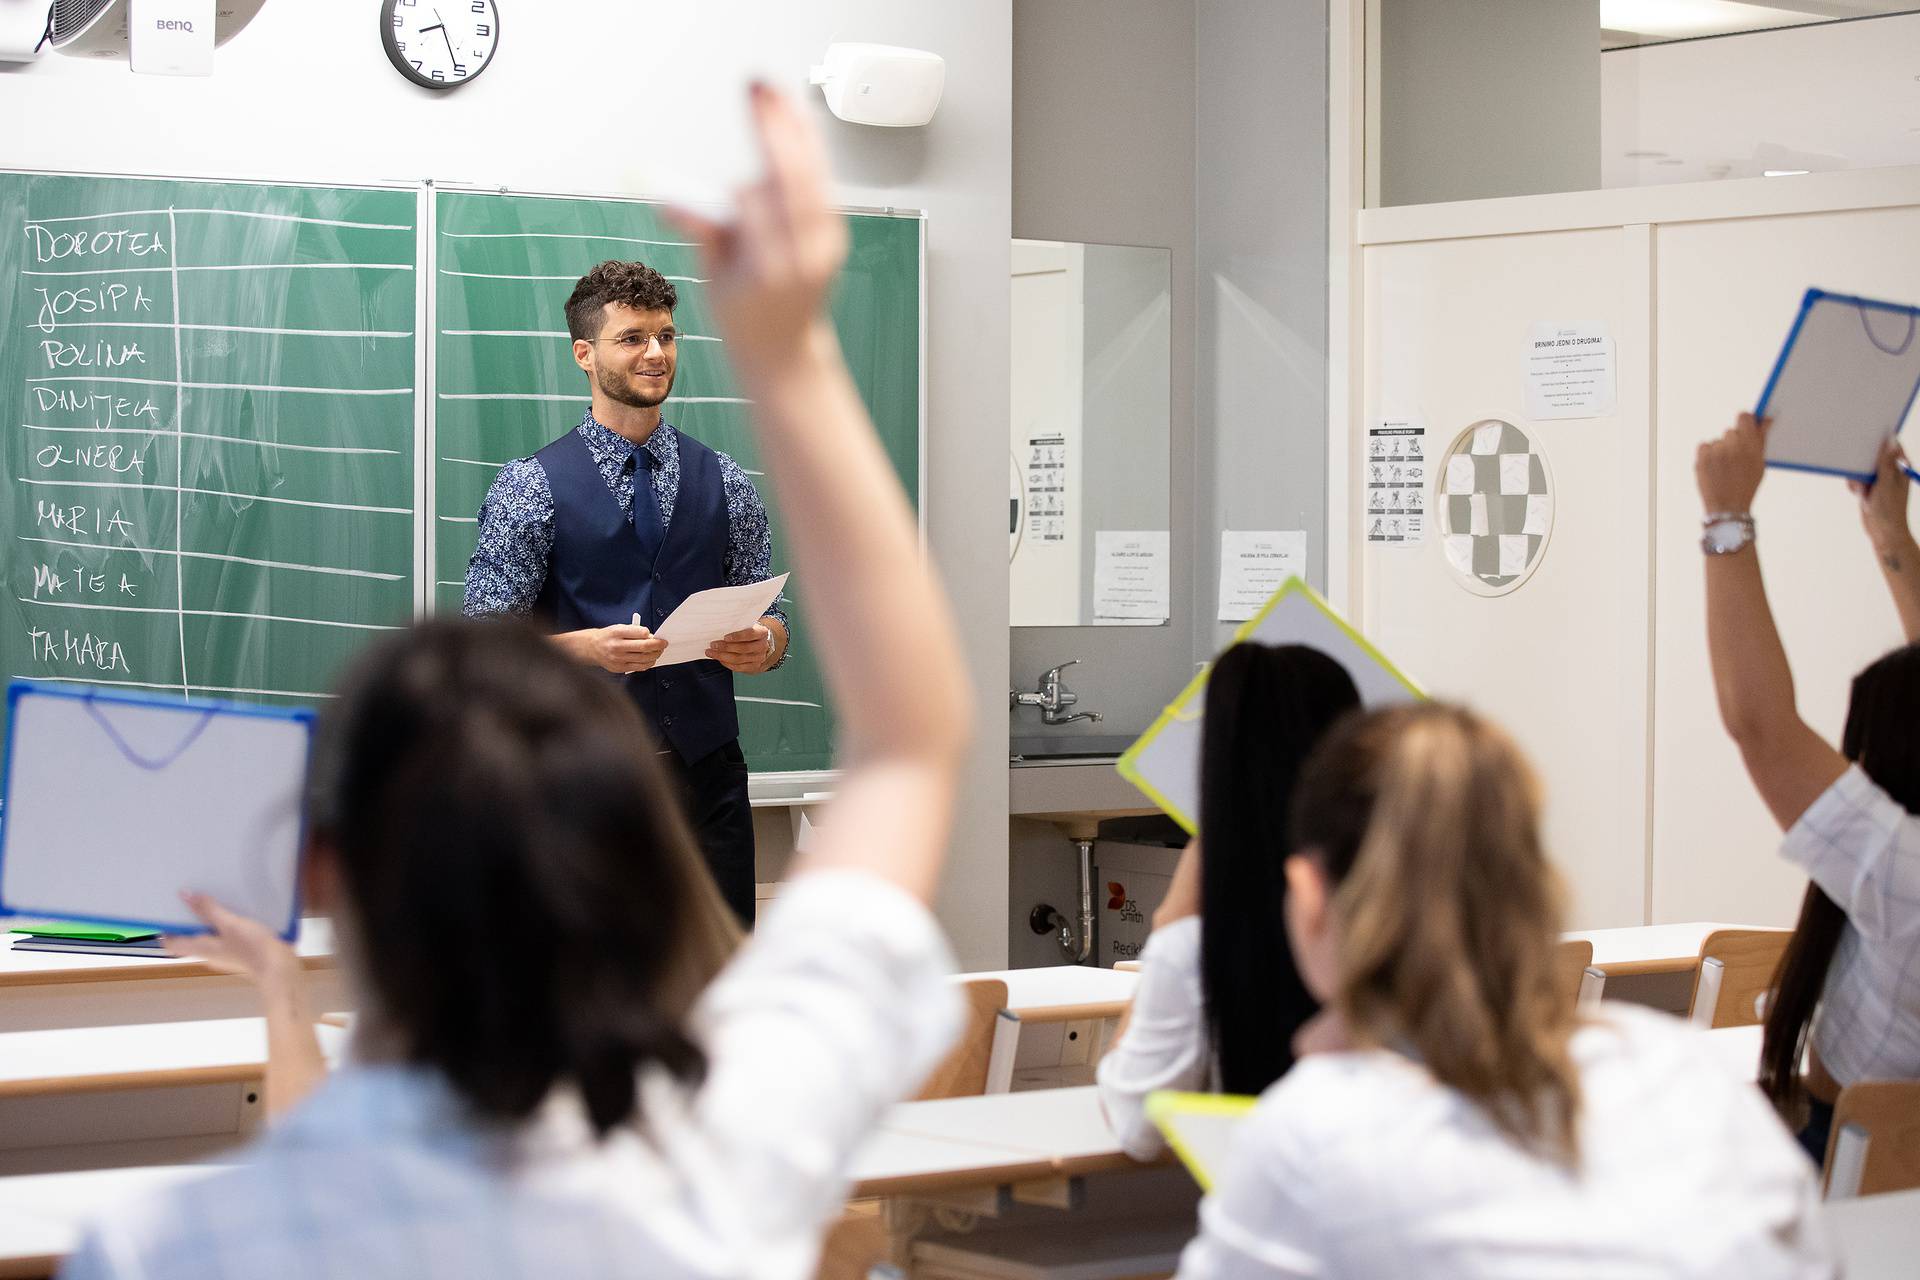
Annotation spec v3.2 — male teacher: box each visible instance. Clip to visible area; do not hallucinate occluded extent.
[464,260,790,925]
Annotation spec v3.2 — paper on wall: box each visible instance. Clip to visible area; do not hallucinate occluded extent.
[1025,434,1068,543]
[1217,530,1307,621]
[1366,419,1427,545]
[1094,531,1170,623]
[1525,321,1616,420]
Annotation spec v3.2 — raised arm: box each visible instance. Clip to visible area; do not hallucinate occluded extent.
[1852,438,1920,643]
[1697,413,1847,829]
[162,893,327,1118]
[674,86,970,903]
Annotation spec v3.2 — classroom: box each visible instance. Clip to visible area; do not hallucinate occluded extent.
[0,2,1916,1277]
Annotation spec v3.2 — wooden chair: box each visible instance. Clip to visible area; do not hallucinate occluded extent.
[1824,1080,1920,1198]
[1554,939,1604,1010]
[915,978,1018,1101]
[1687,929,1791,1029]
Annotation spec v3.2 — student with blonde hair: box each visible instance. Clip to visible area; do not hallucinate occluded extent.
[1176,703,1832,1279]
[62,83,972,1280]
[1698,415,1920,1161]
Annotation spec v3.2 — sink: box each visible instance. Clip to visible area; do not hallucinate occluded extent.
[1009,733,1137,760]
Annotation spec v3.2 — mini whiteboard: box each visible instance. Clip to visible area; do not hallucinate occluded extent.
[1145,1091,1257,1191]
[0,685,314,939]
[1115,578,1423,833]
[1758,289,1920,481]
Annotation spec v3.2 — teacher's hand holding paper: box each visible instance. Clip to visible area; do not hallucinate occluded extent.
[579,619,669,675]
[706,622,777,674]
[1850,437,1916,550]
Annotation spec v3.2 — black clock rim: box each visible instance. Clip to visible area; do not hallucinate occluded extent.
[379,0,500,92]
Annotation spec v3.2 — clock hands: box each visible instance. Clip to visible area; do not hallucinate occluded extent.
[428,9,457,63]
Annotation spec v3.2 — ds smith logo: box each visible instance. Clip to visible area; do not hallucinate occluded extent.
[1107,882,1143,923]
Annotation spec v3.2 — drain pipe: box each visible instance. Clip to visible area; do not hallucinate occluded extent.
[1070,836,1095,964]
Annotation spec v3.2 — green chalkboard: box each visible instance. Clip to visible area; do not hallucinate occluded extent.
[0,172,418,714]
[434,190,922,774]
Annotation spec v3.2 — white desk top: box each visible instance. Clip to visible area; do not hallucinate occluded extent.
[0,1017,346,1095]
[1825,1188,1920,1279]
[1563,922,1784,974]
[965,966,1139,1017]
[0,1164,223,1274]
[0,918,334,987]
[880,1086,1123,1170]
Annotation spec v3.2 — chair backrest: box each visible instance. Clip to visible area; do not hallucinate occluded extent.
[1553,939,1596,1010]
[1823,1080,1920,1198]
[1687,929,1790,1029]
[915,978,1017,1101]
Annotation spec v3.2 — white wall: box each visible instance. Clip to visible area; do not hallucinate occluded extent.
[0,0,1015,967]
[1356,168,1920,929]
[1602,12,1920,188]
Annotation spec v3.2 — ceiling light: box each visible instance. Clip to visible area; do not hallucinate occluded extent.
[1763,168,1811,177]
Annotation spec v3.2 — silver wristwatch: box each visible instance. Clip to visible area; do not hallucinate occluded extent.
[1701,512,1755,556]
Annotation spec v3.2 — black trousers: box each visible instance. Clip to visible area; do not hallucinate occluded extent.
[663,739,756,927]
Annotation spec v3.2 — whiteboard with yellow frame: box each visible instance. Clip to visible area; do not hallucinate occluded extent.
[1115,577,1424,833]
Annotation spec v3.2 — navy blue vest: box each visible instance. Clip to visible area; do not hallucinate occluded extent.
[532,426,739,764]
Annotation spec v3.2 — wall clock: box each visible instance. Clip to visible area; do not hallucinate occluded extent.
[382,0,498,90]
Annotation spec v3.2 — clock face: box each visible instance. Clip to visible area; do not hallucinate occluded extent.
[382,0,499,90]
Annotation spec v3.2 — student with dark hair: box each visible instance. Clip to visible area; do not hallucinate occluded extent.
[1096,643,1360,1157]
[1175,703,1830,1277]
[1698,417,1920,1162]
[63,84,973,1280]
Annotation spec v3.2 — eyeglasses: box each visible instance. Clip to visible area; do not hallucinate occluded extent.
[587,329,677,351]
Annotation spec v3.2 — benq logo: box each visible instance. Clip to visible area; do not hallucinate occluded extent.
[156,19,196,32]
[1106,881,1125,910]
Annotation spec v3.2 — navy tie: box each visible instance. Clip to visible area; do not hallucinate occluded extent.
[630,446,665,567]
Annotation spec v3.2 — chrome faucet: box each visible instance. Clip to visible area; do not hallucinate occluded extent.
[1010,660,1103,726]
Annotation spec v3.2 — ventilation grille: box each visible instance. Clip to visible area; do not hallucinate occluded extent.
[47,0,119,45]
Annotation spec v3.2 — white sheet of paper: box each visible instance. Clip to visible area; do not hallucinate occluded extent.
[1524,494,1551,535]
[1218,530,1307,621]
[1500,453,1533,495]
[1499,534,1530,576]
[1473,422,1505,454]
[650,573,789,667]
[1469,493,1489,536]
[1446,454,1477,495]
[1094,531,1170,622]
[1525,321,1616,420]
[1444,535,1475,575]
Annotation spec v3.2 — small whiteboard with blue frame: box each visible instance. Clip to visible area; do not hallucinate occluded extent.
[1758,288,1920,481]
[0,684,314,940]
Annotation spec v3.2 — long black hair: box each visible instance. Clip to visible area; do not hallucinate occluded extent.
[1761,641,1920,1123]
[1198,643,1361,1094]
[308,616,733,1135]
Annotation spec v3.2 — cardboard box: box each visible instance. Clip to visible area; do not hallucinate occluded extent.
[1094,840,1178,968]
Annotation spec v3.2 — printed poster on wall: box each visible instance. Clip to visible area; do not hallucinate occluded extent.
[1093,531,1170,624]
[1525,321,1615,420]
[1025,434,1068,543]
[1365,419,1426,545]
[1218,530,1307,622]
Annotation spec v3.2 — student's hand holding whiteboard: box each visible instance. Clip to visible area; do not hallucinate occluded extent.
[649,573,789,669]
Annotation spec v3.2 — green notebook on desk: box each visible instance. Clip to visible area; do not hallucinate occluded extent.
[8,922,169,957]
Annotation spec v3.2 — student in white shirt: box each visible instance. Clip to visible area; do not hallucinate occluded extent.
[1096,643,1359,1158]
[62,83,973,1280]
[1177,703,1833,1280]
[1698,416,1920,1163]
